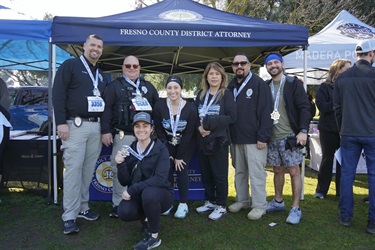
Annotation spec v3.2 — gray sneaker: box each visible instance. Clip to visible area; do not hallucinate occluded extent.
[286,207,302,225]
[266,199,286,212]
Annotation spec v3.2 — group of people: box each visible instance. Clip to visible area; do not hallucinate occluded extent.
[314,39,374,235]
[52,34,374,250]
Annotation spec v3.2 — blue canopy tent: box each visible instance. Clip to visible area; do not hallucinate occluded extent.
[0,19,72,71]
[52,0,309,74]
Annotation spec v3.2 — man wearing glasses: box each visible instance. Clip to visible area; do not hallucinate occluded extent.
[101,55,159,218]
[227,53,273,220]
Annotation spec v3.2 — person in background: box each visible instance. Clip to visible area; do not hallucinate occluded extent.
[153,76,197,219]
[333,39,375,234]
[227,53,273,220]
[264,53,310,225]
[0,77,11,195]
[101,55,159,218]
[53,34,106,235]
[195,62,237,220]
[115,112,173,250]
[314,59,351,199]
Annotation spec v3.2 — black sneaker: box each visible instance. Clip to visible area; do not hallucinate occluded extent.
[77,209,100,221]
[367,221,375,234]
[109,206,119,218]
[337,215,351,227]
[363,197,369,203]
[63,220,79,235]
[133,233,161,250]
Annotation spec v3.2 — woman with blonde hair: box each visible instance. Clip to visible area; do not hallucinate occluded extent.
[314,59,351,199]
[194,62,237,220]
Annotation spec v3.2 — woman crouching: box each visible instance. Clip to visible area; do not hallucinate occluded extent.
[115,112,173,250]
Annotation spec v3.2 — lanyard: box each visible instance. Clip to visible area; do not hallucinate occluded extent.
[123,76,141,95]
[167,97,183,138]
[270,74,286,112]
[200,88,218,120]
[80,55,100,96]
[124,139,153,161]
[233,72,252,101]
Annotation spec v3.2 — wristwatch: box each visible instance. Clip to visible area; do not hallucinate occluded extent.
[300,129,308,134]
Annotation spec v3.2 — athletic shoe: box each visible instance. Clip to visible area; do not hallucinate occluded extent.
[337,215,351,227]
[228,202,251,213]
[77,209,100,221]
[367,220,375,234]
[266,199,286,212]
[286,207,302,225]
[363,197,369,204]
[314,193,324,199]
[247,208,266,220]
[161,205,173,216]
[196,201,216,214]
[174,203,189,219]
[208,206,227,220]
[63,220,79,235]
[133,233,161,250]
[109,206,118,218]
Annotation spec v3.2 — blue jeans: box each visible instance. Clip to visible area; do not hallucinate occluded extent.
[339,136,375,222]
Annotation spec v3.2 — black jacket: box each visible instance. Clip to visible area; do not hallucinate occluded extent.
[117,138,173,196]
[333,60,375,137]
[316,82,338,133]
[101,77,159,134]
[266,75,311,135]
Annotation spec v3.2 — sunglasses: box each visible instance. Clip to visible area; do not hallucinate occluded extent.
[232,61,248,67]
[123,64,139,69]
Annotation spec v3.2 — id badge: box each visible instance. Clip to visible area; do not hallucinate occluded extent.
[87,96,105,112]
[131,97,152,111]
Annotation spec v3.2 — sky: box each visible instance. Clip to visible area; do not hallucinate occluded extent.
[0,0,156,19]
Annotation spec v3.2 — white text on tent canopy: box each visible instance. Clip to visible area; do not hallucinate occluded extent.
[292,49,356,61]
[120,29,252,38]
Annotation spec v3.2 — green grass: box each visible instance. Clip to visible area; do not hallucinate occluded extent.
[0,162,373,250]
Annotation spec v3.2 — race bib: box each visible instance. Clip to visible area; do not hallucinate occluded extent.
[131,97,152,111]
[87,96,105,112]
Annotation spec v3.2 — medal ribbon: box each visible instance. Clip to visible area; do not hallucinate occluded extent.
[270,74,286,112]
[167,97,183,138]
[123,76,141,95]
[80,55,99,96]
[233,72,252,101]
[200,88,218,120]
[124,139,153,161]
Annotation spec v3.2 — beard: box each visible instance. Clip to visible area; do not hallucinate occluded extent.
[235,70,245,80]
[267,67,283,77]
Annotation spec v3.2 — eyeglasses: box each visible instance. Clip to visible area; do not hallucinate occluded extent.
[123,64,139,69]
[232,61,248,67]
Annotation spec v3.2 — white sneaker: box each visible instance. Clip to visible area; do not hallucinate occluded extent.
[228,202,251,213]
[208,206,227,220]
[247,208,266,220]
[174,203,189,219]
[196,201,216,214]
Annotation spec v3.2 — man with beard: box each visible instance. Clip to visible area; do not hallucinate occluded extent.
[53,34,106,234]
[101,55,159,218]
[333,39,375,234]
[264,53,310,225]
[227,53,273,220]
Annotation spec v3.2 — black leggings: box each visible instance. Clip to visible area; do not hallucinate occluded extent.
[117,186,173,233]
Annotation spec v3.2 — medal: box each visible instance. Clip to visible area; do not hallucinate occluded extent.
[119,131,124,140]
[270,110,280,120]
[171,136,178,146]
[119,146,130,157]
[74,117,82,127]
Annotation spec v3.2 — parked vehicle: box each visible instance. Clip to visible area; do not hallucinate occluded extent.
[8,86,49,131]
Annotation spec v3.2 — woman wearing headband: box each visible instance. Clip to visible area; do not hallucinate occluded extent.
[152,76,198,219]
[194,62,237,220]
[115,112,173,250]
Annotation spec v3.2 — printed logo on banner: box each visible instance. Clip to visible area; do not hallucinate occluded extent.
[336,23,375,39]
[92,154,113,193]
[159,9,203,21]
